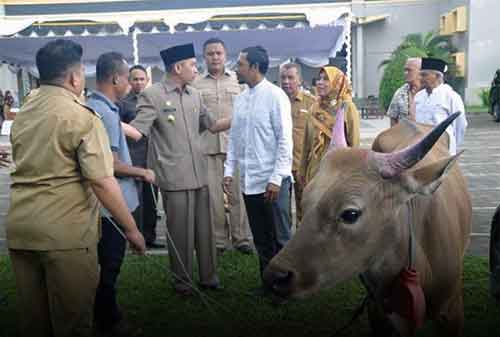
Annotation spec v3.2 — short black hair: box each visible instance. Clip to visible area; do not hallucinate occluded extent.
[203,38,226,52]
[129,64,147,75]
[36,39,83,83]
[96,52,128,83]
[241,46,269,75]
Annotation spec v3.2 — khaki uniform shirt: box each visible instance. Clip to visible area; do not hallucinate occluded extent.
[290,90,316,171]
[7,85,114,250]
[131,76,215,191]
[194,70,241,154]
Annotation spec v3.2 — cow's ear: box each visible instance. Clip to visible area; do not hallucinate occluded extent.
[399,151,463,196]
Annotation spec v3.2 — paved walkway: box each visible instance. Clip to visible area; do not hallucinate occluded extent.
[0,114,498,256]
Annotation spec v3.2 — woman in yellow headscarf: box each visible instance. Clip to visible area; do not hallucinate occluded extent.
[299,66,361,186]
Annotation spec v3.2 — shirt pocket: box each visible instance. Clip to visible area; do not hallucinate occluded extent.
[201,90,217,107]
[225,87,240,104]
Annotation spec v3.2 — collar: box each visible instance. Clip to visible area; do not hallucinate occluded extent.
[203,68,232,80]
[425,83,445,96]
[294,91,304,102]
[39,84,82,102]
[248,78,267,93]
[89,90,119,112]
[127,91,140,99]
[162,75,192,95]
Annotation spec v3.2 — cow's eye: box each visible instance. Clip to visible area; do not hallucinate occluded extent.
[340,209,362,224]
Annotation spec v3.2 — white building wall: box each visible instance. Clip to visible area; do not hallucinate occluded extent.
[465,0,500,105]
[353,0,443,97]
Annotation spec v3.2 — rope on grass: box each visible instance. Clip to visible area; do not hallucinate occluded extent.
[105,184,233,316]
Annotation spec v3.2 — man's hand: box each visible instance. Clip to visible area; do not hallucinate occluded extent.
[296,174,305,188]
[264,182,281,202]
[121,122,143,141]
[210,117,232,133]
[223,176,233,196]
[141,169,156,184]
[0,146,10,168]
[125,228,146,255]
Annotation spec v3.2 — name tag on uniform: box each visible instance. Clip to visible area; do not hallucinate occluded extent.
[1,120,13,136]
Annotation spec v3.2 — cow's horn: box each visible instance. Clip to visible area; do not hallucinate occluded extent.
[370,112,461,178]
[329,104,348,149]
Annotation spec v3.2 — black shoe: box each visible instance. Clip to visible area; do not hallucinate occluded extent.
[95,319,143,337]
[235,244,253,255]
[270,294,289,306]
[199,282,224,291]
[146,242,165,249]
[247,286,272,297]
[174,286,194,297]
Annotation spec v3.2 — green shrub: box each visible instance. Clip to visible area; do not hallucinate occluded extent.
[478,88,490,107]
[379,54,406,112]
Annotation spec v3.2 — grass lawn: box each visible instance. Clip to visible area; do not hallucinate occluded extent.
[467,105,489,114]
[0,253,499,337]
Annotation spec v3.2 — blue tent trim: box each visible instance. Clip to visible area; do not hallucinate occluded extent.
[5,0,349,16]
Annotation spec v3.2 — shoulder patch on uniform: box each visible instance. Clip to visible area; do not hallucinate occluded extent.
[74,99,102,119]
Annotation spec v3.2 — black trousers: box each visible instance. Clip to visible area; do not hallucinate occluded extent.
[94,216,127,329]
[133,181,158,244]
[243,178,291,283]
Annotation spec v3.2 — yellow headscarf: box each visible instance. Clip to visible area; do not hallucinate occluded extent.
[319,66,353,110]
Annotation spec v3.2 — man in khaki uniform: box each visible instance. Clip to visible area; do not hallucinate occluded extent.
[6,39,145,337]
[194,38,252,255]
[124,43,231,296]
[280,63,316,225]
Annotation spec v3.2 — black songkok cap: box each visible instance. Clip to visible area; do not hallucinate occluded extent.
[421,58,448,73]
[160,43,196,69]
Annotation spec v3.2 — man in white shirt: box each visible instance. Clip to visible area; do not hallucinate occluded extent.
[415,58,467,155]
[223,46,293,295]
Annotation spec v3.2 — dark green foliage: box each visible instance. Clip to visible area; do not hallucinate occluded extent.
[478,88,490,108]
[379,54,406,113]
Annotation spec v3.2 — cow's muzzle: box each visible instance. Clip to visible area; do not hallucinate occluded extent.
[263,268,295,298]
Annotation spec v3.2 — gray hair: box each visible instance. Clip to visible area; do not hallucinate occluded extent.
[432,70,444,82]
[280,63,302,80]
[406,57,422,69]
[422,69,444,83]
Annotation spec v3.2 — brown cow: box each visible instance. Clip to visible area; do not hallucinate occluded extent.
[264,111,471,337]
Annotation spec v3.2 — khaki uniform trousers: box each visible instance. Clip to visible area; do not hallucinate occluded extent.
[9,247,98,337]
[207,153,251,249]
[161,186,218,289]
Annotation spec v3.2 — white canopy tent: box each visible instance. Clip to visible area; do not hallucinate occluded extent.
[0,3,351,90]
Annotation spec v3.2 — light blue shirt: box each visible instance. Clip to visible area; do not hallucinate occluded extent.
[224,78,293,195]
[86,91,139,215]
[415,83,467,155]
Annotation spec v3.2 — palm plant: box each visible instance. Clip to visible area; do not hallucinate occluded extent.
[378,31,457,111]
[379,31,454,69]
